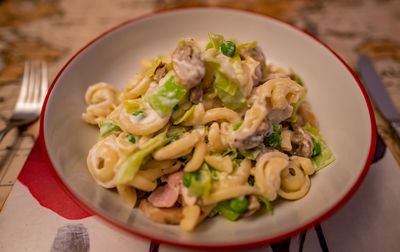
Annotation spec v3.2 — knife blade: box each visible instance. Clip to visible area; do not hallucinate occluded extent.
[358,54,400,138]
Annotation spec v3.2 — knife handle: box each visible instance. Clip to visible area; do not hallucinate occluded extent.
[391,121,400,140]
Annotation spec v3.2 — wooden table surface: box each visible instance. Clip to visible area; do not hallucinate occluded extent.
[0,0,399,210]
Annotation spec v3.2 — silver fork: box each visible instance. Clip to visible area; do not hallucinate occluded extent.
[0,61,48,142]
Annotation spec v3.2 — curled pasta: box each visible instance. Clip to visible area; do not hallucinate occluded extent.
[180,205,201,231]
[254,78,304,109]
[106,104,123,121]
[139,200,182,225]
[140,159,182,181]
[204,154,233,173]
[87,133,136,188]
[128,174,157,192]
[117,185,137,208]
[202,185,256,205]
[202,107,241,124]
[184,140,207,172]
[119,102,170,136]
[214,159,252,190]
[239,56,260,97]
[120,74,152,101]
[291,156,315,175]
[232,100,267,143]
[207,122,229,152]
[82,82,120,124]
[278,175,310,200]
[153,131,201,160]
[254,151,289,201]
[278,156,315,200]
[226,159,252,185]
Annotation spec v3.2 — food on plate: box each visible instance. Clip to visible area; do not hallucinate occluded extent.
[82,32,335,231]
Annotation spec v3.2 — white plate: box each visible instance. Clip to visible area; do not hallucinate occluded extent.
[41,7,376,249]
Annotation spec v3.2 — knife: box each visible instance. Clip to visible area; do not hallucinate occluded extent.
[358,54,400,139]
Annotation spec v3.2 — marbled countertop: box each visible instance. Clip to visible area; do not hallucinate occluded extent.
[0,0,399,209]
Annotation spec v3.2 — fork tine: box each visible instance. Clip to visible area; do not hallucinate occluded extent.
[40,61,48,104]
[17,61,30,104]
[27,61,37,103]
[33,62,41,105]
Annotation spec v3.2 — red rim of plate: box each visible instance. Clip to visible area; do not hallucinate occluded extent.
[39,6,377,250]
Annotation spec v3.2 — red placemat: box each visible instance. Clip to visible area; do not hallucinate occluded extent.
[18,139,92,220]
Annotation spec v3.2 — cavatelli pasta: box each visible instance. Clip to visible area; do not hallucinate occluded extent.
[82,82,120,124]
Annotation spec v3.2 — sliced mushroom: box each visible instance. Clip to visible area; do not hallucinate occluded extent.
[153,63,168,82]
[267,103,293,124]
[189,85,203,104]
[233,119,271,149]
[172,41,205,89]
[239,46,267,85]
[291,124,313,158]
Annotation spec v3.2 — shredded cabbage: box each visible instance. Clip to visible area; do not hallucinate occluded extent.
[98,120,121,137]
[304,124,335,171]
[148,75,187,116]
[116,130,168,184]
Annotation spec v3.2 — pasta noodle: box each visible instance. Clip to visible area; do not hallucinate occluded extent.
[180,205,201,231]
[153,131,201,160]
[278,156,315,200]
[182,103,205,126]
[87,133,136,188]
[119,102,170,136]
[184,140,207,172]
[116,185,137,208]
[202,185,257,205]
[232,100,267,146]
[120,74,152,101]
[128,174,157,192]
[140,160,182,181]
[82,82,120,124]
[254,151,289,201]
[253,78,304,109]
[207,122,228,152]
[204,154,233,173]
[82,33,334,231]
[202,107,241,124]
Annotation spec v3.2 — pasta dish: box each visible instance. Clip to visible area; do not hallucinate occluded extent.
[82,33,335,230]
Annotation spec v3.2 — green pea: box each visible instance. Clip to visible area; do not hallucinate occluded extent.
[126,133,136,144]
[221,41,236,57]
[312,138,321,157]
[229,197,249,213]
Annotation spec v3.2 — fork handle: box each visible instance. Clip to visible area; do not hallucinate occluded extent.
[0,124,15,143]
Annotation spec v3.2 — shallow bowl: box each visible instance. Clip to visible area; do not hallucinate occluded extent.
[41,8,376,249]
